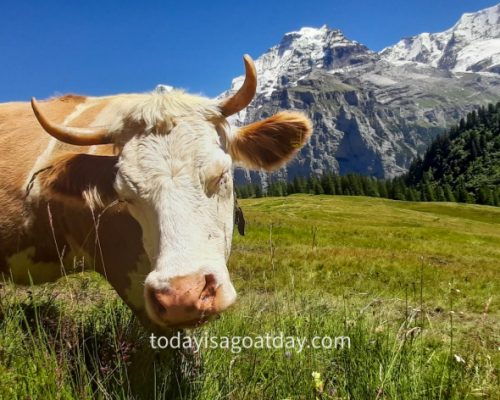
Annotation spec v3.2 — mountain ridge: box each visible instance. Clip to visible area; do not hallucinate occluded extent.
[380,3,500,73]
[224,4,500,185]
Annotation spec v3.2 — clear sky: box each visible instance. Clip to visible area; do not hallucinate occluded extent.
[0,0,498,101]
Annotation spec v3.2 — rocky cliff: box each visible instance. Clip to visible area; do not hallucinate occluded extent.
[224,5,500,185]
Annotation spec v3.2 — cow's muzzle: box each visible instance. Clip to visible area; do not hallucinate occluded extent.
[144,273,235,328]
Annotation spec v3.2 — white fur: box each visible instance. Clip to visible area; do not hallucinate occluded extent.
[25,90,239,323]
[111,93,237,318]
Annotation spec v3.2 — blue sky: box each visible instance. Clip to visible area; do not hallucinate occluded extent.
[0,0,498,101]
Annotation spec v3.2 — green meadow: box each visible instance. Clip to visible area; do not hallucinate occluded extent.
[1,195,499,399]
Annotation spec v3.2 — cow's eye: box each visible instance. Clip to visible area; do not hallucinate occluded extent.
[216,173,225,187]
[202,155,231,196]
[218,171,232,196]
[206,171,228,196]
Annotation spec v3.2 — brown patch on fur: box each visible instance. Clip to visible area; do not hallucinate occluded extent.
[0,95,88,258]
[55,94,88,104]
[38,153,118,209]
[229,112,312,171]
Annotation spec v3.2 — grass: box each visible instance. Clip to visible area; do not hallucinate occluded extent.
[0,195,499,399]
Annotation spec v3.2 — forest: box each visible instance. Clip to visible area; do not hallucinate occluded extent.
[237,102,500,206]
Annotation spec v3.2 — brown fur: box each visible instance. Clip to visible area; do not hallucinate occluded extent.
[0,95,148,324]
[0,95,88,261]
[229,112,312,171]
[37,153,118,209]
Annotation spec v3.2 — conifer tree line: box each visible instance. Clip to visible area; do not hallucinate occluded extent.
[236,102,500,207]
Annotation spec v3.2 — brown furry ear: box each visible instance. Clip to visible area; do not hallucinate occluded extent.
[229,112,312,171]
[37,153,118,209]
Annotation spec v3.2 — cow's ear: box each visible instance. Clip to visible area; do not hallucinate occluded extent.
[228,112,312,171]
[37,153,118,209]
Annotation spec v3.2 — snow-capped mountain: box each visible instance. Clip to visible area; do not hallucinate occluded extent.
[232,26,375,98]
[225,26,377,123]
[380,4,500,73]
[225,4,500,183]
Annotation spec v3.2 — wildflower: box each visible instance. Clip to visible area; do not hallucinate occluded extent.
[312,371,324,393]
[454,354,465,363]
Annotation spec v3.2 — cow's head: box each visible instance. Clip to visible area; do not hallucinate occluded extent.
[31,56,312,329]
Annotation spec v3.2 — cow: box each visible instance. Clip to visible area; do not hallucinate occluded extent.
[0,56,312,331]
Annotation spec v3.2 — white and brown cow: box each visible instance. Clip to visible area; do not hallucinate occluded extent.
[0,56,312,330]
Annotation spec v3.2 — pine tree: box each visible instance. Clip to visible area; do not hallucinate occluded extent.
[423,183,436,202]
[311,177,324,195]
[320,174,335,195]
[293,176,307,193]
[493,189,500,207]
[238,185,248,198]
[392,179,406,200]
[363,177,379,197]
[456,184,470,203]
[435,186,446,202]
[477,186,494,206]
[443,184,456,202]
[459,118,466,131]
[247,183,256,198]
[255,184,263,198]
[347,174,363,195]
[405,187,416,201]
[377,180,388,198]
[334,176,343,195]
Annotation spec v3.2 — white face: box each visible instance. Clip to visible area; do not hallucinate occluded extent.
[114,117,237,327]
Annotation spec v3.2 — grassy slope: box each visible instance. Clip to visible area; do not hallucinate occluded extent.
[1,195,499,399]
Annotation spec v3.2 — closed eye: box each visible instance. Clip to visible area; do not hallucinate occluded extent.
[201,154,232,196]
[206,171,227,196]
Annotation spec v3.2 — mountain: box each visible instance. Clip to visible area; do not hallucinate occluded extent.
[405,102,500,205]
[225,5,500,186]
[380,4,500,73]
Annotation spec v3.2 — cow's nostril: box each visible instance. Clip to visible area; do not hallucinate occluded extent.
[145,273,224,328]
[200,274,218,301]
[204,274,216,286]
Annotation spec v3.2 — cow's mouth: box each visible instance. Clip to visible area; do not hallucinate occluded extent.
[144,274,220,329]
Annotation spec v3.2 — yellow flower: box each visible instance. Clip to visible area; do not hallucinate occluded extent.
[312,371,324,393]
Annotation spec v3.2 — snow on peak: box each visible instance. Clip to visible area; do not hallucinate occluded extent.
[380,3,500,73]
[226,26,373,102]
[453,3,500,40]
[286,25,329,39]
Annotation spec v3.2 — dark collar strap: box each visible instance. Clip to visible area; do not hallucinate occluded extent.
[234,196,245,236]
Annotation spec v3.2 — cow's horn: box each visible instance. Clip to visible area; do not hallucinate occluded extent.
[31,97,112,146]
[219,55,257,117]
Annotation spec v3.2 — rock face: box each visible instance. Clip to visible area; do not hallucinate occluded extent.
[224,5,500,185]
